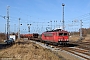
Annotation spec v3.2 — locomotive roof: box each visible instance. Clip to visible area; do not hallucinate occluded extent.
[46,29,61,32]
[44,29,68,33]
[46,29,67,32]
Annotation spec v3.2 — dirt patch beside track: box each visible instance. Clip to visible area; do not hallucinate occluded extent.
[69,34,90,42]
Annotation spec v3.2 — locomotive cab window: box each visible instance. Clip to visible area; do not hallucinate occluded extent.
[59,33,68,36]
[64,33,68,36]
[59,33,63,36]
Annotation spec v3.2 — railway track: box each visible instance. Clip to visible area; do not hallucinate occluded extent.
[60,47,90,60]
[29,38,90,60]
[70,41,90,50]
[49,44,90,60]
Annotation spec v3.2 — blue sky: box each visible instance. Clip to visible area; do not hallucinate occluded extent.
[0,0,90,34]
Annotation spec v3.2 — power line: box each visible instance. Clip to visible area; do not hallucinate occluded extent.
[0,15,6,19]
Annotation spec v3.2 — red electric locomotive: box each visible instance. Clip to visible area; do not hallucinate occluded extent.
[41,29,69,45]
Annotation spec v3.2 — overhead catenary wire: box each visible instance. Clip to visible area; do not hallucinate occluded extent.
[0,4,90,33]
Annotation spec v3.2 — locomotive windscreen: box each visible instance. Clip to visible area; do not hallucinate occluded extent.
[59,33,68,36]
